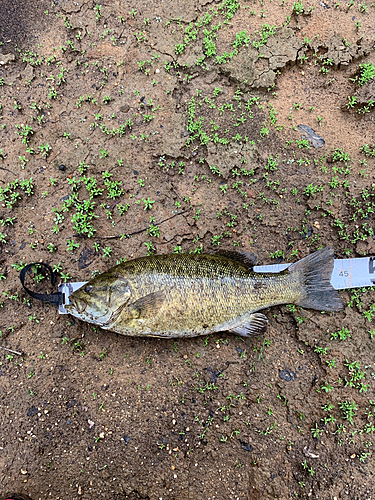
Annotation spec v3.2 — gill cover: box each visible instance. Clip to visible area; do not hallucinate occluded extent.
[66,274,131,326]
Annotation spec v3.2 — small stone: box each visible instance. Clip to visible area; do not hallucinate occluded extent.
[59,165,66,171]
[50,329,63,338]
[303,446,319,459]
[247,189,256,199]
[0,53,15,65]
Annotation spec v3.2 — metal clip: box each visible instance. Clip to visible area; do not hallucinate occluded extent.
[58,282,87,314]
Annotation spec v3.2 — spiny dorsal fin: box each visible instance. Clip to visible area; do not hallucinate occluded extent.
[214,250,258,269]
[227,313,268,337]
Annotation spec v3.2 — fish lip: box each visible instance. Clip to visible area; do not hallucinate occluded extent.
[69,296,87,314]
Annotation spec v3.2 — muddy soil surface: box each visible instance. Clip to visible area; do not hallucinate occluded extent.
[1,0,375,499]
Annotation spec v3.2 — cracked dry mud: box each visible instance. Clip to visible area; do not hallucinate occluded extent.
[0,0,375,499]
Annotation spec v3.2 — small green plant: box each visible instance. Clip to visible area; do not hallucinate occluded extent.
[311,423,323,438]
[39,143,51,156]
[270,249,284,259]
[319,381,334,393]
[66,239,80,252]
[15,124,34,144]
[314,345,328,355]
[94,4,102,20]
[360,144,375,157]
[330,327,351,341]
[144,241,156,255]
[103,246,112,257]
[292,0,304,14]
[339,400,358,424]
[326,358,336,369]
[143,197,155,210]
[347,96,358,109]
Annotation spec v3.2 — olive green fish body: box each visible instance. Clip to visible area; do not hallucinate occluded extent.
[66,249,343,338]
[108,254,297,337]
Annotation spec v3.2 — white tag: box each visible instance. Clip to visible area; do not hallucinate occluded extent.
[254,256,375,290]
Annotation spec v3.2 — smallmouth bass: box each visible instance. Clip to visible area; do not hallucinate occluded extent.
[66,247,343,338]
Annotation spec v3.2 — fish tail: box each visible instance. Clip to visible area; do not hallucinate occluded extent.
[289,247,343,312]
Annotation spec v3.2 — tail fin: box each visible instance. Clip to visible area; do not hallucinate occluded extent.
[289,247,343,312]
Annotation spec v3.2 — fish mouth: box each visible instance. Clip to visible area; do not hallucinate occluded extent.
[66,296,128,327]
[69,296,87,314]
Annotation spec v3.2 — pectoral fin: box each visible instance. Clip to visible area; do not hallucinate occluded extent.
[228,313,268,337]
[127,291,165,318]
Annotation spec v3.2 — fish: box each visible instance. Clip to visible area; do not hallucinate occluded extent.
[65,247,343,339]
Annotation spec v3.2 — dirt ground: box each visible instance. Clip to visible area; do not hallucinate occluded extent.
[0,0,375,499]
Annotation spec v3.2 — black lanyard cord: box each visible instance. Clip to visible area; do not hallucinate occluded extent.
[20,263,63,305]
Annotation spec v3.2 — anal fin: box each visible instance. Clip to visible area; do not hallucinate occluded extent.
[228,313,268,337]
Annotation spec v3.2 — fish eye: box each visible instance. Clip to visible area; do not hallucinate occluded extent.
[85,285,93,293]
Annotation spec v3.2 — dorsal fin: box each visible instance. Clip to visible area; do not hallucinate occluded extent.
[214,250,258,269]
